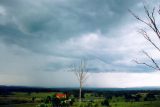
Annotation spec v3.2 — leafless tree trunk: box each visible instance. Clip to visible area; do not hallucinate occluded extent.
[72,59,88,103]
[129,4,160,71]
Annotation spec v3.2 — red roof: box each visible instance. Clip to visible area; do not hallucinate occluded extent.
[56,93,66,99]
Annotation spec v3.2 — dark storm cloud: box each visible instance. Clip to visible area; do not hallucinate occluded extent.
[0,0,139,53]
[0,0,157,75]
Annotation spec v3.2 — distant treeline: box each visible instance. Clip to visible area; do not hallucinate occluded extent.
[0,86,63,94]
[1,85,160,97]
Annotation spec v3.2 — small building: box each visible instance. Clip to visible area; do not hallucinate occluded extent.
[56,93,66,99]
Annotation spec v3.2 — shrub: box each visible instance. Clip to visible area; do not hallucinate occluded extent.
[102,99,109,106]
[94,103,100,107]
[87,102,94,107]
[37,103,47,107]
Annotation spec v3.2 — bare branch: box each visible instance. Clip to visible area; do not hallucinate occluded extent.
[139,29,160,52]
[158,5,160,15]
[133,59,157,70]
[142,51,160,70]
[151,7,156,23]
[129,9,151,26]
[130,4,160,71]
[129,6,160,40]
[133,51,160,70]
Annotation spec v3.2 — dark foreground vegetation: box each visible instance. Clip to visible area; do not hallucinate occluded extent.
[1,86,160,107]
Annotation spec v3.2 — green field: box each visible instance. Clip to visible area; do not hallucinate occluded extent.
[72,100,160,107]
[110,101,160,107]
[0,92,55,107]
[0,103,37,107]
[1,92,160,107]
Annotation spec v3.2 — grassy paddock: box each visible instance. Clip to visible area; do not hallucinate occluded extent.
[1,92,160,107]
[110,101,160,107]
[0,92,55,106]
[0,103,38,107]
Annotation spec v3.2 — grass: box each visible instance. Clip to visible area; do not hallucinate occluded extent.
[0,103,38,107]
[11,92,55,98]
[110,101,160,107]
[0,92,55,106]
[25,101,160,107]
[1,92,160,107]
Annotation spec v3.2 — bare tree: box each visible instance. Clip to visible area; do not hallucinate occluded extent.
[72,59,89,103]
[129,4,160,71]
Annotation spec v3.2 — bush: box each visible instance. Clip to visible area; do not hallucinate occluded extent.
[87,102,94,107]
[102,99,109,106]
[79,103,84,107]
[37,103,47,107]
[94,102,101,107]
[51,97,61,106]
[37,103,52,107]
[70,98,75,106]
[144,93,156,101]
[45,96,51,104]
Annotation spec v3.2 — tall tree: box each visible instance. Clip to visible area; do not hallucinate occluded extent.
[72,59,88,102]
[129,4,160,71]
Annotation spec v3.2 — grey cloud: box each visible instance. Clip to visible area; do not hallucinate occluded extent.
[1,0,160,87]
[0,0,157,75]
[0,0,140,53]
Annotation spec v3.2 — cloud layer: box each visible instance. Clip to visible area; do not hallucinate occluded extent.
[0,0,160,87]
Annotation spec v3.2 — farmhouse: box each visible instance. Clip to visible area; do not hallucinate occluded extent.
[56,93,66,99]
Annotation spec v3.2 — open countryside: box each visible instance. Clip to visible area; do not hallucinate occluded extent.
[1,0,160,107]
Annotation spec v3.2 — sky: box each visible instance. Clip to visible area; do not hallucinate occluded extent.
[0,0,160,88]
